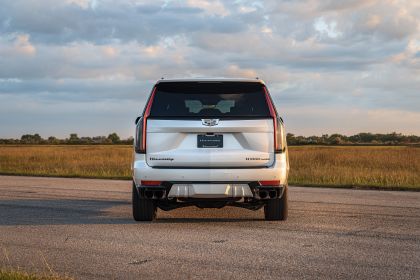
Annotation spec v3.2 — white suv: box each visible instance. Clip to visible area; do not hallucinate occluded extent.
[132,78,289,221]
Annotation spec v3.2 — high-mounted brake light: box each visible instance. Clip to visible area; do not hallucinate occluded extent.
[263,87,282,152]
[135,87,157,153]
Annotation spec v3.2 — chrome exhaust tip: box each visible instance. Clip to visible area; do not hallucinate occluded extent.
[155,190,165,199]
[144,190,154,199]
[269,190,277,199]
[259,190,268,199]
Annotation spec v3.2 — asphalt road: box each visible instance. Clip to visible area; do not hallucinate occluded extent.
[0,176,419,279]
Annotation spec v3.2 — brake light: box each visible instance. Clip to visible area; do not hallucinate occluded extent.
[135,87,157,153]
[263,87,282,152]
[141,180,162,186]
[259,180,281,186]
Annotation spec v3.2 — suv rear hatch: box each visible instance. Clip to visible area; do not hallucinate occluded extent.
[145,81,275,168]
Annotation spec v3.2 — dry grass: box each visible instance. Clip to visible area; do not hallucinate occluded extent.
[0,249,72,280]
[0,269,70,280]
[288,146,420,189]
[0,145,131,179]
[0,145,419,189]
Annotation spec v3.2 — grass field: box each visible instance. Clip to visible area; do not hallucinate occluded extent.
[289,146,419,189]
[0,145,419,190]
[0,269,70,280]
[0,145,131,179]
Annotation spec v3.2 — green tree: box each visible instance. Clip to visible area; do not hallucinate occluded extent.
[107,133,120,144]
[20,134,43,144]
[68,133,79,144]
[47,136,59,144]
[286,133,297,145]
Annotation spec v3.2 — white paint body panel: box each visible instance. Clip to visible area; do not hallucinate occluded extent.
[132,153,288,183]
[146,119,274,168]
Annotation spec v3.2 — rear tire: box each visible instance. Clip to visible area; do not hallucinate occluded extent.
[132,182,157,221]
[264,187,288,221]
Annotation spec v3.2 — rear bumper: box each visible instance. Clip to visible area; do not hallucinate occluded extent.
[132,153,288,183]
[132,152,288,201]
[135,182,285,200]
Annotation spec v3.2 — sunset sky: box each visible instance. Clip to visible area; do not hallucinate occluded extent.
[0,0,419,138]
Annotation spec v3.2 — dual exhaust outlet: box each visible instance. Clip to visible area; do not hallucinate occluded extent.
[257,189,279,199]
[144,190,166,199]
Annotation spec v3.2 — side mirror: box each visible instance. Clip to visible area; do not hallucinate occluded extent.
[135,116,141,125]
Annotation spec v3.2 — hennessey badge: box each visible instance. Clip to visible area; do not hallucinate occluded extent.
[202,119,219,126]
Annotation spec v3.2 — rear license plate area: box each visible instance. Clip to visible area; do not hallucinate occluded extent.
[197,134,223,148]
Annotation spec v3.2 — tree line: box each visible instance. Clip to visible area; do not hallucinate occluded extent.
[0,132,418,145]
[286,132,420,145]
[0,133,133,145]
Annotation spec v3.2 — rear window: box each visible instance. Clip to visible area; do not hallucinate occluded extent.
[149,82,271,118]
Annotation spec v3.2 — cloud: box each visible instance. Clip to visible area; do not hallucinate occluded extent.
[0,0,245,45]
[0,0,419,137]
[187,0,229,16]
[0,33,36,56]
[65,0,91,9]
[283,106,420,136]
[14,34,36,55]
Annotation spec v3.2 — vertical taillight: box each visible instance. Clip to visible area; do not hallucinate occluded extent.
[135,87,157,154]
[276,119,285,152]
[263,86,284,153]
[134,117,145,153]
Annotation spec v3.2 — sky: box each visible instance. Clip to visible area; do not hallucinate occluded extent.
[0,0,419,138]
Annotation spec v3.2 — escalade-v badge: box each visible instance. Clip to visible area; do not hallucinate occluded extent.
[202,119,219,126]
